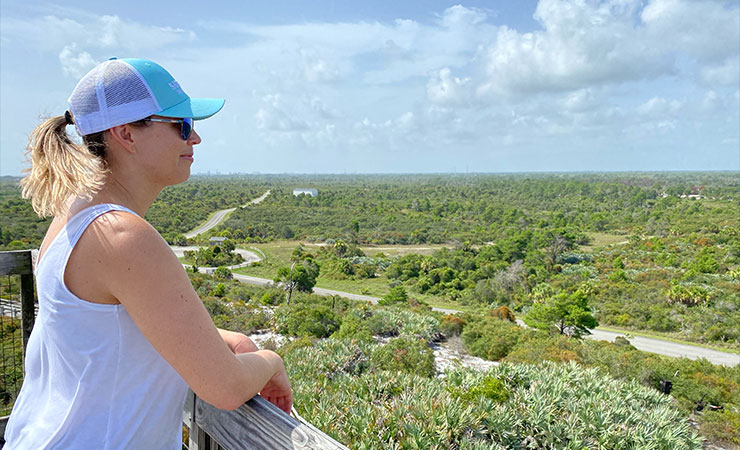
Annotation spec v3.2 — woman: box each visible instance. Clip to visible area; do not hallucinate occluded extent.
[4,58,292,449]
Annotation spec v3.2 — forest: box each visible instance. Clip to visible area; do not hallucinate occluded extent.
[1,172,739,447]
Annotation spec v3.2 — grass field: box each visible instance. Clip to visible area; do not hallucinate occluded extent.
[233,241,393,294]
[579,232,628,251]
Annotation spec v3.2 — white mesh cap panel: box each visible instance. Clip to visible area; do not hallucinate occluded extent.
[68,60,160,136]
[103,62,152,108]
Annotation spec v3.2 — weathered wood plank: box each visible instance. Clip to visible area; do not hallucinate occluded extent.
[0,250,32,276]
[195,395,348,450]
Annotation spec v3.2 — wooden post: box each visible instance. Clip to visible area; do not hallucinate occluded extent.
[0,250,35,357]
[184,389,210,450]
[0,250,35,441]
[20,272,36,358]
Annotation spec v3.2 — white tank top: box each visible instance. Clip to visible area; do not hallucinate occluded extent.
[4,204,188,449]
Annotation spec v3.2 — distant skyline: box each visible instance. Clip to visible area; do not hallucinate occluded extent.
[1,0,738,176]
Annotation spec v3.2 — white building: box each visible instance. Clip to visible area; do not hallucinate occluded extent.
[293,188,318,197]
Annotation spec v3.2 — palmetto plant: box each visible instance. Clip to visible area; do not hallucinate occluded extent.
[283,338,702,449]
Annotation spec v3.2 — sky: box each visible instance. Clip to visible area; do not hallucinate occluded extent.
[1,0,738,175]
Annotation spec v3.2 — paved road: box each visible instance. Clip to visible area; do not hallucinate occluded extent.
[225,272,740,367]
[184,209,236,238]
[587,328,740,367]
[184,190,271,239]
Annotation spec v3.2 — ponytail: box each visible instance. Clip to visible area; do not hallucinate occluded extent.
[20,114,108,218]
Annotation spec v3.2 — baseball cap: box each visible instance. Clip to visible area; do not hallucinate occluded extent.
[68,57,225,136]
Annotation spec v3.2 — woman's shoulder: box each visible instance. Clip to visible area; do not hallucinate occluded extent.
[87,208,167,254]
[65,206,172,304]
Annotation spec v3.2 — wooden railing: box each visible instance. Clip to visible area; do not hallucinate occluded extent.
[0,250,347,449]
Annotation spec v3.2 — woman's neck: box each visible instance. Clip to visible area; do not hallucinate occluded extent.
[78,174,163,218]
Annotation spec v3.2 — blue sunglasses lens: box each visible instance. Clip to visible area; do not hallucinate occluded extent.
[181,118,193,140]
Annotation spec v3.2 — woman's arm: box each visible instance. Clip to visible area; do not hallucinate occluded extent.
[77,212,292,412]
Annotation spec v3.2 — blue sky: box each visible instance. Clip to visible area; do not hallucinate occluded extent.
[1,0,738,175]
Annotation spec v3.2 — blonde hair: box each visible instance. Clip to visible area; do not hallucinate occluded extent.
[20,114,108,218]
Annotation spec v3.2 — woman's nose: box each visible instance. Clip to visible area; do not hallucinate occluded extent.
[188,128,202,145]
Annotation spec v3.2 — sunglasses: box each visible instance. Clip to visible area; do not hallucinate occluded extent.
[144,117,194,140]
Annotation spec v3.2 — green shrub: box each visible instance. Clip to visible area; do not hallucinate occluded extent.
[439,314,466,338]
[370,336,435,378]
[260,288,284,305]
[331,315,374,344]
[275,301,340,338]
[366,308,439,341]
[202,297,229,315]
[450,375,510,404]
[461,319,528,361]
[489,305,516,322]
[504,333,581,364]
[699,409,740,446]
[213,266,233,280]
[277,335,316,358]
[379,285,408,305]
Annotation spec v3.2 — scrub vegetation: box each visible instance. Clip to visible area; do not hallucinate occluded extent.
[2,172,739,447]
[189,274,738,448]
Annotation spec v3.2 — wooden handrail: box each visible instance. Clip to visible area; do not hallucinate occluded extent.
[184,390,348,449]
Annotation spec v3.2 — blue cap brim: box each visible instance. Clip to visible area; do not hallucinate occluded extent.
[158,97,225,120]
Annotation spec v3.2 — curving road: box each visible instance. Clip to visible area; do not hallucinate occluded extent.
[227,271,739,366]
[184,190,271,239]
[175,189,739,367]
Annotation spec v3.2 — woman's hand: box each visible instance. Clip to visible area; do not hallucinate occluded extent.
[218,329,258,354]
[259,359,293,414]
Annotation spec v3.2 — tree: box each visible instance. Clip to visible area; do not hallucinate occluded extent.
[524,288,597,338]
[213,283,227,297]
[275,257,320,302]
[546,234,571,270]
[214,266,232,280]
[222,239,236,253]
[379,285,408,305]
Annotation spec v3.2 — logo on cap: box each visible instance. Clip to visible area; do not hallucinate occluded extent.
[169,80,183,94]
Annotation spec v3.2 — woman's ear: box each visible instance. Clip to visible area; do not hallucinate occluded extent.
[107,123,137,153]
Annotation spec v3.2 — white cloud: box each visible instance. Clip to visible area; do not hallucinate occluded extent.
[641,0,739,63]
[58,44,97,78]
[426,67,473,105]
[300,49,341,83]
[473,0,739,97]
[2,2,739,175]
[702,90,719,112]
[438,5,489,28]
[254,94,309,132]
[1,12,194,57]
[561,88,598,113]
[477,0,669,96]
[701,56,740,87]
[306,96,338,119]
[637,97,684,116]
